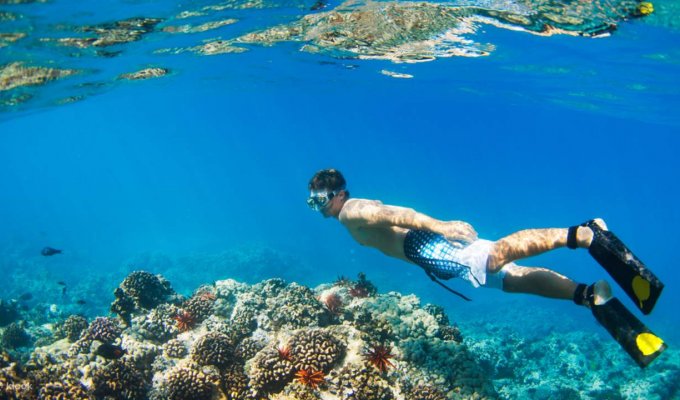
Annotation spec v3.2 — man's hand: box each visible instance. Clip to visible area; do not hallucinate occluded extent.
[440,220,478,245]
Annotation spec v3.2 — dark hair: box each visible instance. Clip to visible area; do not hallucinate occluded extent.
[308,169,349,196]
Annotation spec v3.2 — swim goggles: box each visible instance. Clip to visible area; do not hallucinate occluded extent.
[307,190,338,211]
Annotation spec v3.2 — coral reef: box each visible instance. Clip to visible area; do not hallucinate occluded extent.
[164,366,215,400]
[39,381,92,400]
[163,339,187,359]
[91,360,147,400]
[120,271,175,310]
[3,270,676,400]
[85,317,121,343]
[334,363,394,400]
[182,289,216,323]
[1,322,31,349]
[191,331,235,369]
[111,270,178,325]
[249,344,295,395]
[134,304,179,343]
[288,328,344,372]
[0,301,20,327]
[54,315,89,342]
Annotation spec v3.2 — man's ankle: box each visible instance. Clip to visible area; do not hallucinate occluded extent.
[576,226,594,248]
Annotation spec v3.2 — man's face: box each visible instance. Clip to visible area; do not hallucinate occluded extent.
[320,195,339,218]
[308,189,343,218]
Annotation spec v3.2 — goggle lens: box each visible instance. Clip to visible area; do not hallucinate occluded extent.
[306,191,335,211]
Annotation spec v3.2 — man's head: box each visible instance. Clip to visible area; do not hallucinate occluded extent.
[307,169,350,218]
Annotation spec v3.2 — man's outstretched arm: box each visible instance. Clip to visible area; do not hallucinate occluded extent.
[340,199,477,243]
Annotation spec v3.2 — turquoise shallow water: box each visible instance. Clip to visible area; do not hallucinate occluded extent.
[1,0,680,398]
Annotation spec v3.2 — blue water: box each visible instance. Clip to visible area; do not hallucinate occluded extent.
[1,0,680,394]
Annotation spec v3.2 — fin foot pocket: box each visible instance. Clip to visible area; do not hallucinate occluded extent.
[585,220,664,315]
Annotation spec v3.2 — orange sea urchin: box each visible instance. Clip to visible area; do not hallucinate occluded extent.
[364,344,395,373]
[294,369,325,389]
[174,310,196,332]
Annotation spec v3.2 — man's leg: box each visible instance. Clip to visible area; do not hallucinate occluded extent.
[489,218,663,315]
[501,265,579,299]
[486,219,606,272]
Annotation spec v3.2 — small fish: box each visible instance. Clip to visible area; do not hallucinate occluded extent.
[75,299,87,305]
[310,0,326,10]
[57,281,66,286]
[95,343,126,360]
[18,293,33,301]
[41,247,62,256]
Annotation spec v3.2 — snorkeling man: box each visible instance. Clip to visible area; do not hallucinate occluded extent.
[307,168,666,367]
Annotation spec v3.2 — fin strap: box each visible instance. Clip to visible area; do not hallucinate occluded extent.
[567,225,580,249]
[573,283,594,307]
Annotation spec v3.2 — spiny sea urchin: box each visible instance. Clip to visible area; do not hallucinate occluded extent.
[364,344,395,373]
[174,310,195,332]
[294,369,325,389]
[277,345,292,361]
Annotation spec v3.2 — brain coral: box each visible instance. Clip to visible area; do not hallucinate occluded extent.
[134,303,179,343]
[1,322,31,348]
[183,291,216,323]
[267,283,331,329]
[334,363,394,400]
[288,328,345,372]
[192,331,235,369]
[54,315,89,342]
[92,360,147,400]
[165,366,215,400]
[39,381,92,400]
[163,338,187,358]
[120,270,175,309]
[249,345,295,395]
[86,317,121,343]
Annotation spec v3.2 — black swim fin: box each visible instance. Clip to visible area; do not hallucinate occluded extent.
[592,297,666,368]
[584,220,664,315]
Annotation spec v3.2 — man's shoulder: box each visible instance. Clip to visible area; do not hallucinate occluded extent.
[342,198,382,211]
[339,198,382,223]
